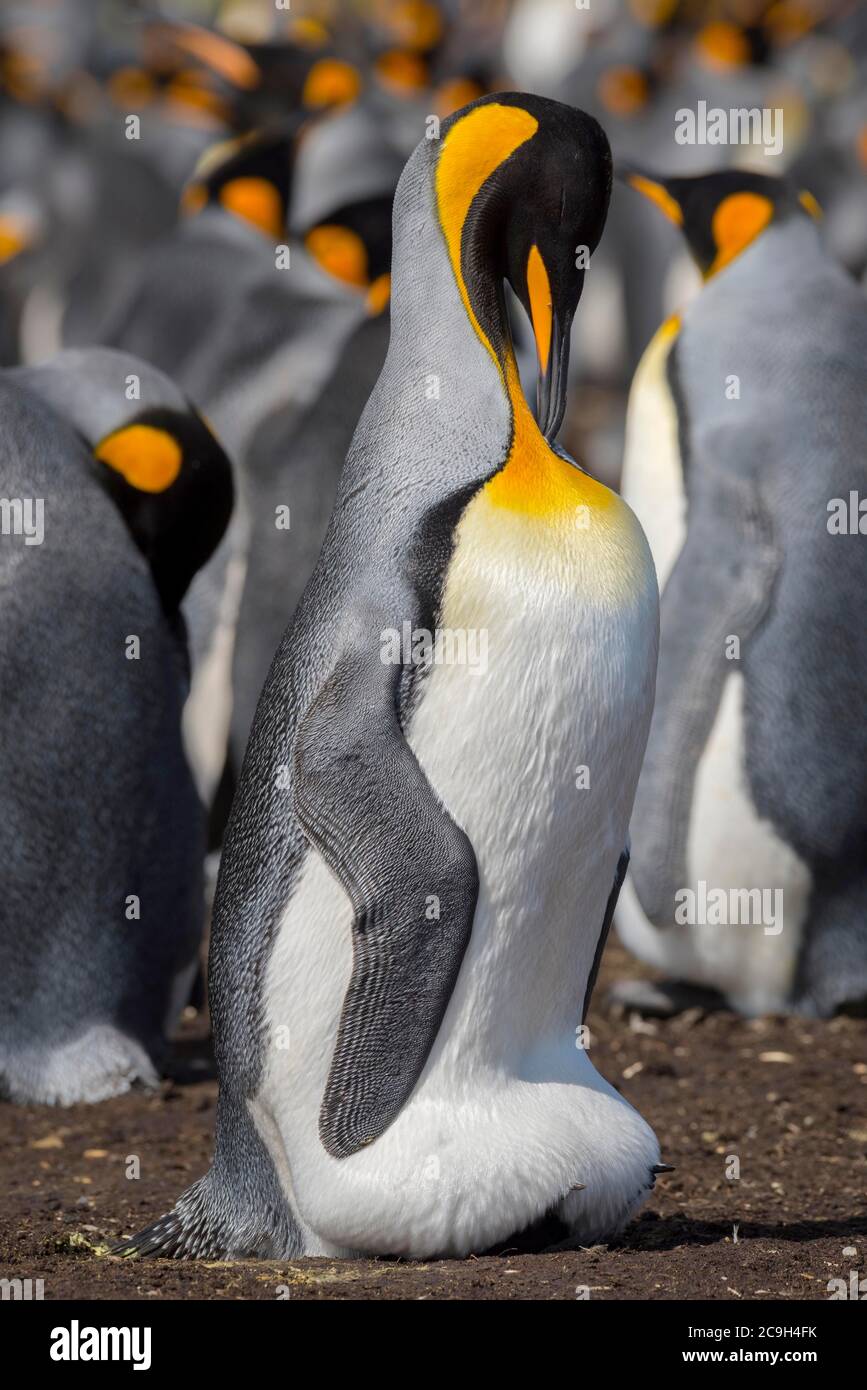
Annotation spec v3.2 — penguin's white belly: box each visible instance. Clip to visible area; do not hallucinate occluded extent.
[182,547,247,803]
[620,317,686,590]
[254,487,660,1256]
[618,673,811,1013]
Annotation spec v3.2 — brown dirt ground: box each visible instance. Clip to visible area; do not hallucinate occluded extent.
[2,940,865,1301]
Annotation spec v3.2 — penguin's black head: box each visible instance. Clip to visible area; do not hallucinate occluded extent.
[303,194,394,315]
[619,166,822,278]
[435,92,612,441]
[181,125,304,239]
[93,407,233,614]
[142,17,361,128]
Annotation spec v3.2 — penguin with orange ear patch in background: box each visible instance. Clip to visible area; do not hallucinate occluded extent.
[220,104,400,768]
[142,14,363,133]
[614,168,867,1020]
[99,113,400,810]
[0,348,232,1104]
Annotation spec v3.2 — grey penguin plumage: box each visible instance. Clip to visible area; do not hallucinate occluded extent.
[0,347,231,1103]
[229,305,391,769]
[101,117,400,810]
[118,93,663,1262]
[224,103,399,766]
[616,169,867,1019]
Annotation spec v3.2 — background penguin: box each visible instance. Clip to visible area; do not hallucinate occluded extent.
[229,292,391,772]
[99,116,399,810]
[0,347,232,1103]
[118,93,664,1263]
[226,102,399,767]
[614,168,867,1020]
[141,14,364,132]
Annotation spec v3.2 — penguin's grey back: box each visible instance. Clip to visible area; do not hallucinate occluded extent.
[229,308,391,766]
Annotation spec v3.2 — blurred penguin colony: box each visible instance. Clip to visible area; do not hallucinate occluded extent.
[0,0,865,1111]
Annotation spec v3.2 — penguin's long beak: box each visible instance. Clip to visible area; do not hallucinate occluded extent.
[525,243,570,442]
[536,310,570,443]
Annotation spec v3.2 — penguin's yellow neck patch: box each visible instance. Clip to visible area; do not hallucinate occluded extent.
[95,425,182,493]
[654,311,682,343]
[219,177,284,237]
[485,361,615,517]
[707,192,773,277]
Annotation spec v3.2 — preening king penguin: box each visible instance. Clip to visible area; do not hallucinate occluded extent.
[615,168,867,1019]
[0,348,232,1104]
[118,93,663,1261]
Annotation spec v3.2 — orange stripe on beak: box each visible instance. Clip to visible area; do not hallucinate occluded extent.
[526,244,552,375]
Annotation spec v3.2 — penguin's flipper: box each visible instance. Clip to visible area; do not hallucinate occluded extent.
[294,645,479,1160]
[582,845,629,1023]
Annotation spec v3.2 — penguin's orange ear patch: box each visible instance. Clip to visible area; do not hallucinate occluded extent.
[598,65,649,117]
[0,215,32,264]
[302,58,361,109]
[708,191,774,276]
[305,224,369,287]
[696,21,751,71]
[386,0,444,52]
[434,76,484,119]
[94,425,183,493]
[626,174,683,225]
[798,188,822,220]
[219,177,284,237]
[374,49,429,95]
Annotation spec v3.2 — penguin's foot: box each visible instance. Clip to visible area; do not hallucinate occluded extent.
[607,976,727,1018]
[0,1025,159,1105]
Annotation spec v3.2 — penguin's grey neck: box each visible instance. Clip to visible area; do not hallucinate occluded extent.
[387,140,512,389]
[335,140,514,524]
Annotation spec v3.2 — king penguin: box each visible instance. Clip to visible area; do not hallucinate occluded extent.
[119,94,662,1261]
[614,168,867,1019]
[0,348,232,1103]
